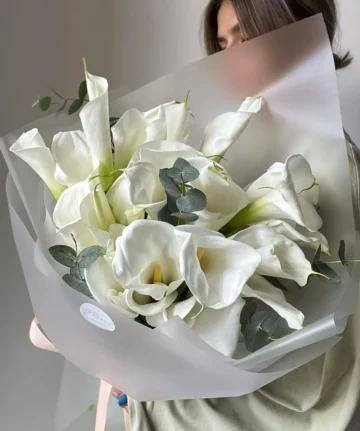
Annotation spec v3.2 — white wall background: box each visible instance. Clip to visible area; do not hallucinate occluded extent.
[0,1,359,430]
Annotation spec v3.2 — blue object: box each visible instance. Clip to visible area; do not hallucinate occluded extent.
[117,394,128,408]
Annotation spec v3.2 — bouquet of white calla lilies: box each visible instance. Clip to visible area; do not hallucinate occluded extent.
[9,68,342,357]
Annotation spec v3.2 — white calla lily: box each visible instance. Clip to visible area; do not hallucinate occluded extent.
[187,157,249,231]
[85,252,137,319]
[79,69,113,189]
[113,220,185,317]
[164,98,191,142]
[80,184,116,232]
[243,274,304,330]
[192,298,246,357]
[10,129,66,200]
[52,131,93,186]
[107,173,145,225]
[265,220,330,254]
[53,181,90,229]
[200,97,262,160]
[232,225,315,286]
[176,226,261,309]
[112,107,166,170]
[224,154,322,233]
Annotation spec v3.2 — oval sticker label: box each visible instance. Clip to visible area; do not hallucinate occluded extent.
[80,303,115,332]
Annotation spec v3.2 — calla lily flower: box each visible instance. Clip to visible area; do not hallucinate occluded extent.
[79,69,114,190]
[112,220,185,318]
[200,97,262,161]
[52,131,93,187]
[10,129,66,200]
[224,154,322,234]
[243,274,304,330]
[177,225,261,309]
[264,220,330,254]
[232,225,315,286]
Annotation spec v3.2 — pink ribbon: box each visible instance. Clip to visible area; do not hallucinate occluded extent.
[29,317,111,431]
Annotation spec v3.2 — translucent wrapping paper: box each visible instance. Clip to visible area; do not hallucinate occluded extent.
[1,15,358,402]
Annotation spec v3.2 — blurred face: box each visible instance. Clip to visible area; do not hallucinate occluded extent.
[217,1,247,50]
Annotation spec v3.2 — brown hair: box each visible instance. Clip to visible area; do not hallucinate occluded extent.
[204,0,352,69]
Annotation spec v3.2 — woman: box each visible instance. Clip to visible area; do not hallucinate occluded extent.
[116,1,359,430]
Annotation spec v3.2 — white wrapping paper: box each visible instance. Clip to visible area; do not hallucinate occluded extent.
[1,15,358,402]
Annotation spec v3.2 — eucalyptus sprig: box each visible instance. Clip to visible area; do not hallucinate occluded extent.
[49,236,105,299]
[158,158,207,226]
[32,80,89,116]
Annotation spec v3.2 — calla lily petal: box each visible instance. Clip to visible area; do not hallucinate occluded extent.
[53,181,90,229]
[80,185,116,232]
[52,131,93,186]
[178,226,261,309]
[165,100,191,142]
[265,220,330,254]
[243,274,304,330]
[125,290,178,316]
[200,97,262,160]
[192,298,246,357]
[80,70,113,189]
[10,129,66,199]
[232,225,314,286]
[107,173,145,226]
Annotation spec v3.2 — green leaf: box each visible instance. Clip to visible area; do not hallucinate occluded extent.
[70,265,85,280]
[312,244,322,267]
[315,262,341,284]
[176,188,207,213]
[39,96,52,111]
[68,98,83,115]
[171,212,199,222]
[338,240,346,266]
[240,299,257,328]
[166,167,183,184]
[173,158,190,171]
[243,311,293,353]
[78,246,105,269]
[181,165,199,183]
[158,205,178,226]
[159,169,182,197]
[63,274,94,299]
[49,245,77,268]
[78,80,87,101]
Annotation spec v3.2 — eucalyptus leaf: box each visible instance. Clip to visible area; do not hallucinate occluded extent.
[176,188,207,213]
[166,167,183,184]
[166,193,179,213]
[240,299,257,328]
[173,158,190,171]
[159,169,182,197]
[39,96,52,111]
[78,80,87,101]
[315,262,341,284]
[171,212,199,222]
[68,98,83,115]
[338,240,346,266]
[78,246,105,269]
[181,165,199,183]
[49,245,77,268]
[63,274,94,299]
[70,265,85,280]
[243,311,293,353]
[158,205,178,226]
